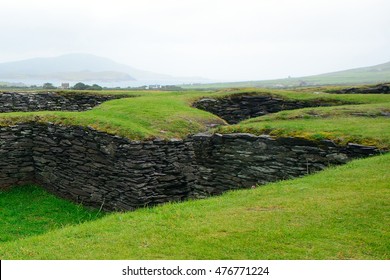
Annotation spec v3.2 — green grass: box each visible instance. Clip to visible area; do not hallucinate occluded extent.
[183,62,390,89]
[1,88,390,141]
[216,102,390,149]
[0,154,388,259]
[0,85,389,259]
[243,103,390,120]
[212,87,390,104]
[0,94,225,140]
[183,74,390,89]
[0,185,104,243]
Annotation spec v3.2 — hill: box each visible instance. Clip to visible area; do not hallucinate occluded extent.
[0,54,134,83]
[0,53,208,85]
[184,61,390,89]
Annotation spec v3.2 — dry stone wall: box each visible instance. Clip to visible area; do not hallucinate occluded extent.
[0,123,196,210]
[191,133,381,196]
[193,95,346,124]
[0,92,128,113]
[0,125,34,188]
[0,122,382,211]
[329,83,390,94]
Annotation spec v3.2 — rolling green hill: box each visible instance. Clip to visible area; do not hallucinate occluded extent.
[184,61,390,89]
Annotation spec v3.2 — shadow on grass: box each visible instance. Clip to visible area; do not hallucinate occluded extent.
[0,185,105,242]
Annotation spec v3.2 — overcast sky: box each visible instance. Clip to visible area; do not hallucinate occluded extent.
[0,0,389,81]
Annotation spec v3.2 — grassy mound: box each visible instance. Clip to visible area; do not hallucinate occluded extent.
[0,154,389,259]
[217,103,390,149]
[1,88,389,140]
[0,91,225,140]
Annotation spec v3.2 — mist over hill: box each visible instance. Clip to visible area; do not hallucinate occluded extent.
[184,61,390,89]
[1,54,389,89]
[0,53,208,86]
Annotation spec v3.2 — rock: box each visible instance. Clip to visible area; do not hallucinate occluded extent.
[326,153,349,163]
[0,92,128,113]
[192,95,337,124]
[0,121,384,211]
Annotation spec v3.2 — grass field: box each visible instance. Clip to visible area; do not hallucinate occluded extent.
[216,103,390,149]
[0,85,389,259]
[0,185,104,243]
[182,62,390,89]
[0,154,388,259]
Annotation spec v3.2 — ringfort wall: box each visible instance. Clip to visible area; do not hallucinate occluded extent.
[192,95,344,124]
[0,92,126,113]
[0,92,383,210]
[0,124,381,210]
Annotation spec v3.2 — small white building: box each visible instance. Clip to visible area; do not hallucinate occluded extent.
[61,83,70,89]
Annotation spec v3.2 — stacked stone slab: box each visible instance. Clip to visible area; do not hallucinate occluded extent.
[191,133,381,196]
[0,124,35,187]
[193,95,346,124]
[0,92,384,210]
[0,123,196,210]
[0,123,382,211]
[329,83,390,94]
[0,92,128,113]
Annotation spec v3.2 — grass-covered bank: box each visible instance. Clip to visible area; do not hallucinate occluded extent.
[0,93,225,140]
[216,102,390,149]
[1,87,389,141]
[0,154,389,259]
[0,185,104,243]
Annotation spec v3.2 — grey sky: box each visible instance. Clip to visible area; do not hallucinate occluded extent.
[0,0,389,81]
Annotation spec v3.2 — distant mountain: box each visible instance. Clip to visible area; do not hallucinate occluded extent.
[184,61,390,89]
[0,53,208,85]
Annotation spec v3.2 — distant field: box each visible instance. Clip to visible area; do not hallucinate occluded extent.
[183,73,390,89]
[183,62,390,89]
